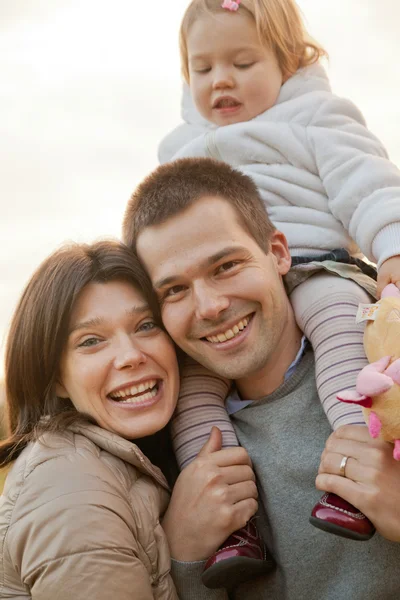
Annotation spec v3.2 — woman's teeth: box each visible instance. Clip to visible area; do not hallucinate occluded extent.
[206,317,249,344]
[109,380,158,403]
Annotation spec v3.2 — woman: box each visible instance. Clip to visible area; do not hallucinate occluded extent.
[0,241,257,599]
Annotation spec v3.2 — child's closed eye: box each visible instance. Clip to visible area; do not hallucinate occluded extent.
[235,62,255,69]
[194,67,211,74]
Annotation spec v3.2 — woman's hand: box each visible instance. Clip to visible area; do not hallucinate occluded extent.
[376,255,400,297]
[162,427,258,561]
[316,425,400,542]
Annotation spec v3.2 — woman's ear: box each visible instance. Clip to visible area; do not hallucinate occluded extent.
[269,230,292,275]
[55,380,69,399]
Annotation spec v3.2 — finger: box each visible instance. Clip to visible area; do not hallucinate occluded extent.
[228,480,258,505]
[211,445,252,468]
[322,440,371,467]
[318,452,373,484]
[346,462,377,487]
[331,425,371,444]
[315,474,370,517]
[231,498,259,531]
[197,427,223,457]
[321,442,395,476]
[222,465,256,485]
[325,432,391,467]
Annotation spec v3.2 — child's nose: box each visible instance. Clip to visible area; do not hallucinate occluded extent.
[213,66,234,90]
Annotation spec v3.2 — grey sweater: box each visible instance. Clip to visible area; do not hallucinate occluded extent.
[173,350,400,599]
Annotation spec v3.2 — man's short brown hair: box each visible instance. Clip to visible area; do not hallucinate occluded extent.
[123,158,275,252]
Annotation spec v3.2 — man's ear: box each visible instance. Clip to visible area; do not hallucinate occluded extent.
[269,230,292,275]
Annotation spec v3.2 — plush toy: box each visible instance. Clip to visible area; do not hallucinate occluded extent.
[310,283,400,541]
[337,283,400,459]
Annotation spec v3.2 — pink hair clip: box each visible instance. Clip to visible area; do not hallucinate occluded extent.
[222,0,241,11]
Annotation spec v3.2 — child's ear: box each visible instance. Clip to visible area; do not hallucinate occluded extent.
[269,230,292,275]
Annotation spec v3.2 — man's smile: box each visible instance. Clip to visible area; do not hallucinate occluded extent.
[200,313,255,348]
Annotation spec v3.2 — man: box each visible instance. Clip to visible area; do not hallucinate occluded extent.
[123,158,400,599]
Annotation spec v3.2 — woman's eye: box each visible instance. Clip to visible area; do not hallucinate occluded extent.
[137,321,158,333]
[78,337,100,348]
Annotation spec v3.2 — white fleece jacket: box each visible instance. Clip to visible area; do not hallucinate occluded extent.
[159,65,400,267]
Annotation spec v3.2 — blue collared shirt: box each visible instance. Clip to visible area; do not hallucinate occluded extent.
[225,336,308,415]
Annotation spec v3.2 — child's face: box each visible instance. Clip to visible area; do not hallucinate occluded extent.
[187,11,283,126]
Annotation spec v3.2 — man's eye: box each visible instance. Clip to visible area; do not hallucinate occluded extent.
[78,337,100,348]
[165,285,186,297]
[217,261,239,273]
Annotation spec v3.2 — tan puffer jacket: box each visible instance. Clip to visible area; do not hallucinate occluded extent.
[0,423,178,600]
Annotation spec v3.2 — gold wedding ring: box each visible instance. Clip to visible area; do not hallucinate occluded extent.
[339,455,349,478]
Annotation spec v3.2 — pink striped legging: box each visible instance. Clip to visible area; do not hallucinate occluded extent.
[171,273,371,470]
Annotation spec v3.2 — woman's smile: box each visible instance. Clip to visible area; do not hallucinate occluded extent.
[107,379,163,409]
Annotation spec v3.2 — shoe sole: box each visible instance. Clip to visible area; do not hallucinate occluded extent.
[309,516,375,541]
[201,556,274,589]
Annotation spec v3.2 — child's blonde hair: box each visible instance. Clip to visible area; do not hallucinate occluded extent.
[179,0,327,82]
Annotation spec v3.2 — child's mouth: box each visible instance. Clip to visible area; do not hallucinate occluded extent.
[215,98,241,109]
[213,97,242,114]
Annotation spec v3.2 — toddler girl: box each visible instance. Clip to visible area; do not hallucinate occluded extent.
[160,0,400,589]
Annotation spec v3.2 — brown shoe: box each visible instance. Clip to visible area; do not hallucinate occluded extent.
[201,518,275,589]
[310,492,375,541]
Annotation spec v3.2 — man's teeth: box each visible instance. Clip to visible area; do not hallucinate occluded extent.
[206,317,249,344]
[109,379,158,403]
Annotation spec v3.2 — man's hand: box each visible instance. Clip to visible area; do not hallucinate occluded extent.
[162,427,258,561]
[316,425,400,542]
[376,255,400,297]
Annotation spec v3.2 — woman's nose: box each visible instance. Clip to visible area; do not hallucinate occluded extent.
[113,337,147,370]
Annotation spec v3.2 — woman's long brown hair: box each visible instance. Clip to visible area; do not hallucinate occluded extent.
[0,240,160,467]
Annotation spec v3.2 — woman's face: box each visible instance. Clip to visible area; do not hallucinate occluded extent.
[56,280,180,440]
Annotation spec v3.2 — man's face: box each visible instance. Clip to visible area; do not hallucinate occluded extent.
[136,196,293,384]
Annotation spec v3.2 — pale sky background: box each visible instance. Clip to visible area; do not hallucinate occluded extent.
[0,0,399,378]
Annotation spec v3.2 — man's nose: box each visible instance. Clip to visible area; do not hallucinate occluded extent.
[113,336,147,370]
[212,65,234,90]
[193,283,230,321]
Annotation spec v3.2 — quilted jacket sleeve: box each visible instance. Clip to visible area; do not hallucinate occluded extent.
[7,452,171,600]
[307,96,400,265]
